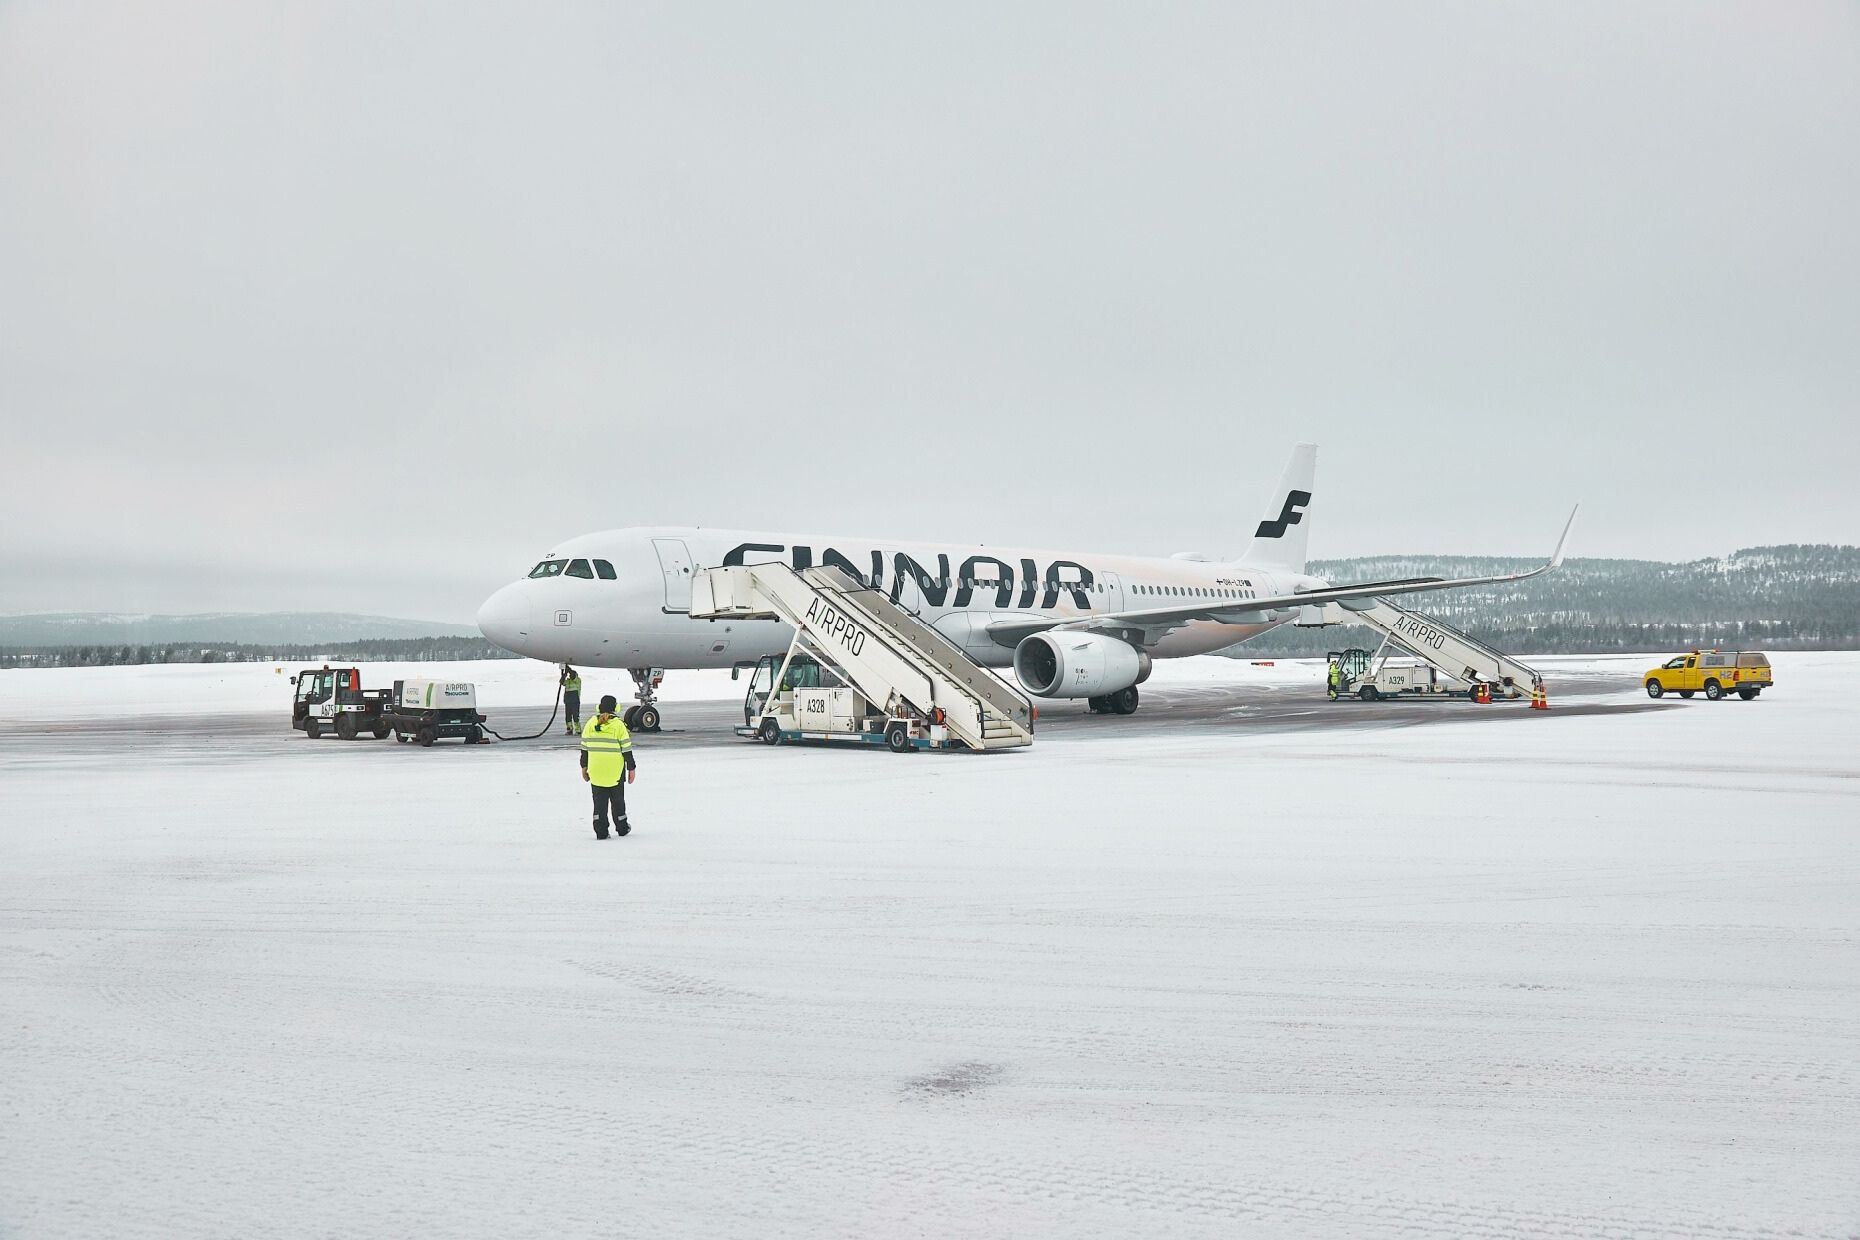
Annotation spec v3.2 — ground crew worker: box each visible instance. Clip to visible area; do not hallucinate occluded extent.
[561,664,582,735]
[580,693,637,839]
[1327,658,1341,700]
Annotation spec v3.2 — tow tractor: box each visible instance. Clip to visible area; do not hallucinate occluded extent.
[736,653,958,753]
[291,667,487,744]
[291,667,392,739]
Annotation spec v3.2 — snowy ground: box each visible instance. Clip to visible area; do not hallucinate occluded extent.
[2,653,1856,1238]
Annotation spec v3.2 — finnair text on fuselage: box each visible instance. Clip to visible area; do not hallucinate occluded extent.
[723,540,1259,612]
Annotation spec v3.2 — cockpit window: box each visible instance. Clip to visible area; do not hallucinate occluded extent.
[565,558,594,579]
[593,559,617,580]
[528,560,567,578]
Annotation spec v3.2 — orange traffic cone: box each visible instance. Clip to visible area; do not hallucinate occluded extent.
[1530,684,1548,711]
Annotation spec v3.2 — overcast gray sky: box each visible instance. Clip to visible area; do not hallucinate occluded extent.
[3,2,1856,622]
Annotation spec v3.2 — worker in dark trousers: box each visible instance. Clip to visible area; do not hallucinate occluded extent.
[561,664,582,735]
[580,694,637,839]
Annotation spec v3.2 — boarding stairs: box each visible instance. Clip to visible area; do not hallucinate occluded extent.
[689,563,1034,751]
[1344,598,1543,699]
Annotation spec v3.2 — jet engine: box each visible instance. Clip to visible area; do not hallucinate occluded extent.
[1012,631,1152,698]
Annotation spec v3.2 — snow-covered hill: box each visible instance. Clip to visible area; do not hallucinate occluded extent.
[1236,544,1860,655]
[0,611,477,647]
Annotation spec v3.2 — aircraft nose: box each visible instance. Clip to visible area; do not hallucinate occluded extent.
[477,584,533,652]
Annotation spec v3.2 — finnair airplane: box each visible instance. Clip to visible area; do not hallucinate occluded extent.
[477,445,1576,731]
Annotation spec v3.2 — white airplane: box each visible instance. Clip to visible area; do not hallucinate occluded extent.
[477,444,1577,730]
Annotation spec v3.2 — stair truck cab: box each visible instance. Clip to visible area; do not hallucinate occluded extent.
[1643,650,1773,700]
[737,653,956,753]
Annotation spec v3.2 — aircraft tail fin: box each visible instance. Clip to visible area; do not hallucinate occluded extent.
[1238,443,1317,571]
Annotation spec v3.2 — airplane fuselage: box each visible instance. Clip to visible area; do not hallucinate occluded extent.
[477,526,1312,671]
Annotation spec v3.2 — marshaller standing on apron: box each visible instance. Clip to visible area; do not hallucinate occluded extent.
[580,693,638,839]
[561,664,582,735]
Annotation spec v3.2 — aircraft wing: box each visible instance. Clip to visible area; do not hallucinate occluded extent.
[985,506,1579,650]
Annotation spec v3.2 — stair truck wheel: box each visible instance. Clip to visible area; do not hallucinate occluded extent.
[1645,679,1663,699]
[758,717,783,745]
[635,704,661,732]
[418,726,436,747]
[305,718,322,738]
[885,722,913,754]
[1738,687,1758,700]
[1358,685,1379,702]
[334,712,358,740]
[1109,685,1139,715]
[1704,679,1723,700]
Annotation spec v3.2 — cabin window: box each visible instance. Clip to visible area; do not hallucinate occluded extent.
[593,559,617,580]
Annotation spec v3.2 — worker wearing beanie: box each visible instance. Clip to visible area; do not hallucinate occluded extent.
[560,664,583,735]
[579,693,637,839]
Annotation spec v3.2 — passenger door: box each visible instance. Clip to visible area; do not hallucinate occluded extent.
[652,538,696,613]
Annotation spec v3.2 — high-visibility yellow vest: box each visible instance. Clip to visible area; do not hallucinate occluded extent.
[581,716,632,786]
[563,673,582,693]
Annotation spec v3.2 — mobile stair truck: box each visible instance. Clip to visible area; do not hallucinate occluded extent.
[688,563,1034,754]
[1307,598,1545,703]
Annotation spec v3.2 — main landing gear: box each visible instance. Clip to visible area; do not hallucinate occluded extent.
[1087,686,1140,716]
[622,666,665,732]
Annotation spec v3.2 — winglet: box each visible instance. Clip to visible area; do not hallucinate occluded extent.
[1549,505,1579,569]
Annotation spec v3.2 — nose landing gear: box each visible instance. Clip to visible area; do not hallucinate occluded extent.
[623,666,665,732]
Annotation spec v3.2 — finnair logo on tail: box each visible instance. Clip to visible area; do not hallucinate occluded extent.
[1255,490,1312,538]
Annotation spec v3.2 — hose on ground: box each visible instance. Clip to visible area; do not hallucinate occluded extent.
[480,681,565,742]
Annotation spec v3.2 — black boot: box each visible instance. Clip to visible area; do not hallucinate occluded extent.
[615,820,631,837]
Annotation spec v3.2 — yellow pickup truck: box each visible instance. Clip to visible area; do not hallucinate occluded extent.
[1643,650,1773,700]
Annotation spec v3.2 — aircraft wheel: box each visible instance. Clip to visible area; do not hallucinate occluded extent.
[635,704,661,732]
[1645,679,1664,699]
[885,722,913,754]
[1108,686,1139,715]
[305,718,322,738]
[759,717,783,745]
[622,705,640,727]
[1704,680,1723,700]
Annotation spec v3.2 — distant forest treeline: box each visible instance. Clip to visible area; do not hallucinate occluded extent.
[1,636,517,670]
[1232,544,1860,657]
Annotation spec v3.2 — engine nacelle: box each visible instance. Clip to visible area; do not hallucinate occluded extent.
[1013,631,1152,699]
